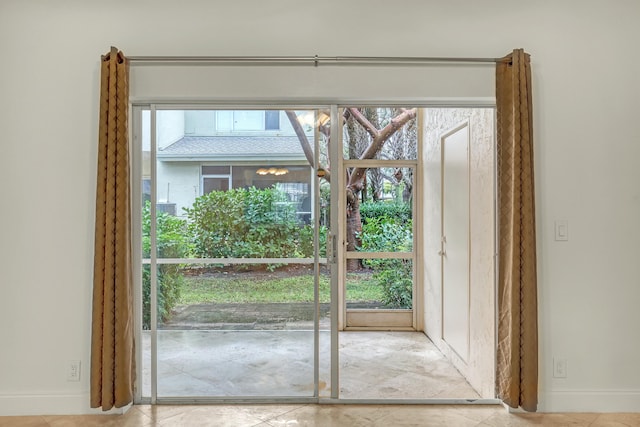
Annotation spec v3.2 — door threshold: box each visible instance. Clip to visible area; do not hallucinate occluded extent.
[320,398,501,405]
[136,397,501,406]
[343,326,416,331]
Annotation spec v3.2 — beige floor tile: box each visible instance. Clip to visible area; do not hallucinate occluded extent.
[369,405,494,427]
[591,413,640,427]
[44,411,156,427]
[1,406,638,426]
[114,406,156,427]
[0,417,48,427]
[266,404,502,427]
[441,405,504,423]
[44,415,118,426]
[478,412,600,426]
[267,404,389,427]
[135,404,306,427]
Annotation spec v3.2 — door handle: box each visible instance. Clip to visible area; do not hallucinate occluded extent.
[327,233,338,263]
[439,235,447,256]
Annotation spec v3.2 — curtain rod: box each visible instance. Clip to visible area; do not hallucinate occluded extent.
[126,55,500,65]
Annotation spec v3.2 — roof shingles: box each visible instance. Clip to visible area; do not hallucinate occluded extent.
[159,136,306,159]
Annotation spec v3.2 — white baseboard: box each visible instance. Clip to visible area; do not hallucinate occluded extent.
[541,389,640,413]
[0,393,130,416]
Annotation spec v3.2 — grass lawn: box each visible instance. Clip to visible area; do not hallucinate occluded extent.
[178,270,384,305]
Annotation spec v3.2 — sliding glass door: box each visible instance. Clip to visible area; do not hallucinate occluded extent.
[135,107,331,401]
[133,103,496,404]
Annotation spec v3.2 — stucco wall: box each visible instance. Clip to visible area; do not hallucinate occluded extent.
[422,108,495,398]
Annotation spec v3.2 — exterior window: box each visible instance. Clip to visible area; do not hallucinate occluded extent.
[233,111,263,130]
[265,110,280,130]
[203,177,230,193]
[215,111,280,132]
[202,165,231,194]
[276,182,309,203]
[202,166,230,175]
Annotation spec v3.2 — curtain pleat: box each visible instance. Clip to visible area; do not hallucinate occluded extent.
[91,46,135,410]
[495,49,538,412]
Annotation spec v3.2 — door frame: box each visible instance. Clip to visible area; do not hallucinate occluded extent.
[131,100,499,405]
[335,107,422,331]
[338,159,420,331]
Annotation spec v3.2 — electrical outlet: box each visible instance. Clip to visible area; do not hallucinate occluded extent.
[553,358,567,378]
[67,360,81,382]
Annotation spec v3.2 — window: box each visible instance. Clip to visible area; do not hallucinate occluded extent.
[201,165,231,194]
[232,111,263,130]
[215,111,280,132]
[265,110,280,130]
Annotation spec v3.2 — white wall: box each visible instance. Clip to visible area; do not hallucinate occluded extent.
[0,0,639,414]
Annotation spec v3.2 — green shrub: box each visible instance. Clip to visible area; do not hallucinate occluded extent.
[297,225,328,258]
[241,186,300,258]
[359,214,413,308]
[142,201,190,329]
[372,259,413,308]
[359,215,412,253]
[360,201,411,225]
[184,186,320,267]
[182,188,245,258]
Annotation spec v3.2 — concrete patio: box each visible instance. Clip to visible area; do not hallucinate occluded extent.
[141,328,481,400]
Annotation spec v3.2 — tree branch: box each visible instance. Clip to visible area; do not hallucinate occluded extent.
[347,107,379,140]
[285,110,316,168]
[285,110,332,182]
[347,108,417,188]
[360,108,416,160]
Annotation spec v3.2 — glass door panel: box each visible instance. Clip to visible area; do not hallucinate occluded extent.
[141,108,328,400]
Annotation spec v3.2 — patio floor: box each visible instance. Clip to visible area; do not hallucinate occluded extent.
[141,329,481,400]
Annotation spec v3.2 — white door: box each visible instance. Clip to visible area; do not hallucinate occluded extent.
[441,122,470,361]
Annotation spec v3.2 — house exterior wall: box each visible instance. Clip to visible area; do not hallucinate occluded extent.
[157,110,184,149]
[184,110,299,136]
[1,0,640,415]
[156,161,200,216]
[154,110,313,215]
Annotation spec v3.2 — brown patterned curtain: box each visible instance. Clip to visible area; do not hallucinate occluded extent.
[91,47,135,410]
[495,49,538,412]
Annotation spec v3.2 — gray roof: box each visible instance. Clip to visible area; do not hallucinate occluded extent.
[158,136,306,161]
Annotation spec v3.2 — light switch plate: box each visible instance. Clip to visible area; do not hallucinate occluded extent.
[553,358,567,378]
[555,220,568,241]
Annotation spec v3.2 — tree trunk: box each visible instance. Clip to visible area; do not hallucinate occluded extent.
[345,188,362,270]
[286,108,417,271]
[343,109,415,270]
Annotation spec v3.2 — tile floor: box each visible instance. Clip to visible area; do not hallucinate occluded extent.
[143,331,480,399]
[339,331,480,399]
[1,404,640,426]
[7,332,635,426]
